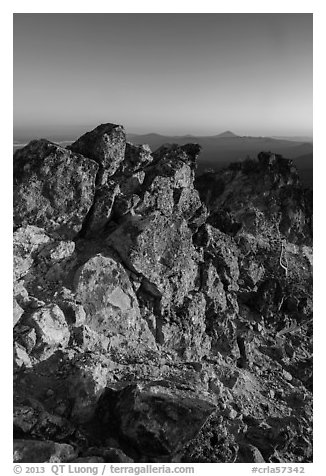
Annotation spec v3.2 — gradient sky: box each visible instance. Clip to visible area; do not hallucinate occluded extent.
[13,13,312,138]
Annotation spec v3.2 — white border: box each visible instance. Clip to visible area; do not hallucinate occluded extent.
[2,2,324,475]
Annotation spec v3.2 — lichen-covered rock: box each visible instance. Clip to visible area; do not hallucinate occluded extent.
[14,140,98,238]
[68,123,126,178]
[122,142,153,174]
[107,214,199,310]
[158,293,211,359]
[135,144,202,221]
[21,304,70,361]
[73,253,155,348]
[13,226,51,282]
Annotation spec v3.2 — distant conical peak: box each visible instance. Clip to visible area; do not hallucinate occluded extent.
[216,130,238,138]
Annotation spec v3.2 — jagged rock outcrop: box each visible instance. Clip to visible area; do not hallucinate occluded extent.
[13,123,313,463]
[68,123,126,178]
[14,141,99,239]
[195,152,312,245]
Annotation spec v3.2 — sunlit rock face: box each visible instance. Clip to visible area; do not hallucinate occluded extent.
[14,140,99,239]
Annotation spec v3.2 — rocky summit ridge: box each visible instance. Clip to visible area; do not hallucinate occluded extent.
[13,123,313,463]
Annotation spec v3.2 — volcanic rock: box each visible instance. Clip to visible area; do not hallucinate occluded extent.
[12,124,313,464]
[14,141,98,238]
[96,381,216,460]
[68,123,126,178]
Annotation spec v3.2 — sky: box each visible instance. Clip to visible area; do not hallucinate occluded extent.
[13,13,312,139]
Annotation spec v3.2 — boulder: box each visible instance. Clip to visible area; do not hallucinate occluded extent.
[13,226,51,282]
[73,253,155,348]
[107,214,199,310]
[238,444,266,463]
[68,123,126,178]
[73,253,140,337]
[122,142,153,174]
[14,140,98,238]
[97,381,216,460]
[67,357,109,424]
[136,144,202,220]
[82,180,120,236]
[23,304,70,360]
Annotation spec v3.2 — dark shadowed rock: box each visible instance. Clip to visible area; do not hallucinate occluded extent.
[122,142,153,174]
[13,439,77,463]
[14,403,76,442]
[96,381,216,460]
[13,299,24,327]
[238,444,266,462]
[196,151,312,245]
[81,180,120,236]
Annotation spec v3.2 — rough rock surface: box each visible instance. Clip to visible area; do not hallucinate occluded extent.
[14,140,98,238]
[13,124,313,462]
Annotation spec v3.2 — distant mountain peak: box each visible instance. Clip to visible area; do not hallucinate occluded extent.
[216,130,239,138]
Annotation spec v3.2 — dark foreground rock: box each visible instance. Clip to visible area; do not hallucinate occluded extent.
[13,124,313,462]
[96,381,216,461]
